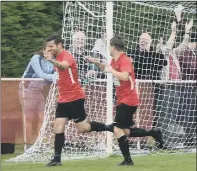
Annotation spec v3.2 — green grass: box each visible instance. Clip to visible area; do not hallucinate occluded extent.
[1,153,196,171]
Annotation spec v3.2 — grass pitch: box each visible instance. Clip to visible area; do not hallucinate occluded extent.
[1,152,196,171]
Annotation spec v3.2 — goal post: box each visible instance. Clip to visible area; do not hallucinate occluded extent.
[106,1,113,155]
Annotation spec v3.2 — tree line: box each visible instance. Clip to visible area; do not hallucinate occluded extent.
[1,2,63,77]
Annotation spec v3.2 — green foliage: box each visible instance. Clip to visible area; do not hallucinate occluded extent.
[1,1,63,77]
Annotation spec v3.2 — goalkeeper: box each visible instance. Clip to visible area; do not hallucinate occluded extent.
[86,36,163,166]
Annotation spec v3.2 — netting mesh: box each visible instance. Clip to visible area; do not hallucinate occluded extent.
[6,1,196,162]
[138,1,196,13]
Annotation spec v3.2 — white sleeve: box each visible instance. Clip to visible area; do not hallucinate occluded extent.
[91,39,108,59]
[91,39,100,52]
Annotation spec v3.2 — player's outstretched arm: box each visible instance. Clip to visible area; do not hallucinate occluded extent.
[105,65,129,81]
[85,56,106,71]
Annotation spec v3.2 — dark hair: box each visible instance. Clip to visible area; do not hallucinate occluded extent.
[110,36,125,51]
[190,32,197,42]
[32,43,47,56]
[33,50,43,56]
[46,35,64,46]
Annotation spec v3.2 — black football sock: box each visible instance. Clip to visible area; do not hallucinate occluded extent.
[90,121,107,132]
[54,132,64,162]
[118,135,132,162]
[129,128,155,137]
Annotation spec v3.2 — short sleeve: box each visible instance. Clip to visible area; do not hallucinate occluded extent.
[119,58,132,73]
[62,54,74,67]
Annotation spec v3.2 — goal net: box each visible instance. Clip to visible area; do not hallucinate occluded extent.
[6,1,196,162]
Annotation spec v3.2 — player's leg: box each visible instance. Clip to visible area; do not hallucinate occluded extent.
[124,106,163,149]
[75,119,107,133]
[72,99,108,133]
[108,125,163,149]
[46,103,69,167]
[124,127,163,149]
[114,126,134,166]
[107,106,163,149]
[113,104,134,166]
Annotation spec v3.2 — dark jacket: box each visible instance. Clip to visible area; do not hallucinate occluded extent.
[127,46,167,80]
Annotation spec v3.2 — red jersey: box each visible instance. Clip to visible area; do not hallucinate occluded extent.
[56,50,85,103]
[111,53,140,106]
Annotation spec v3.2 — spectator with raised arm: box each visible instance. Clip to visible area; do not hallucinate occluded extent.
[127,32,167,80]
[154,17,196,148]
[158,19,194,80]
[156,21,178,80]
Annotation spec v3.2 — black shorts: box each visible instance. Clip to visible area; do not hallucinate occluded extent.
[55,99,87,123]
[114,104,138,128]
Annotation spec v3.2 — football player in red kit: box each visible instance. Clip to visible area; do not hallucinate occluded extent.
[85,36,163,166]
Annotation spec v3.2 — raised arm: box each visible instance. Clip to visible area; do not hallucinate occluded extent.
[174,19,193,57]
[164,21,177,53]
[156,21,176,56]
